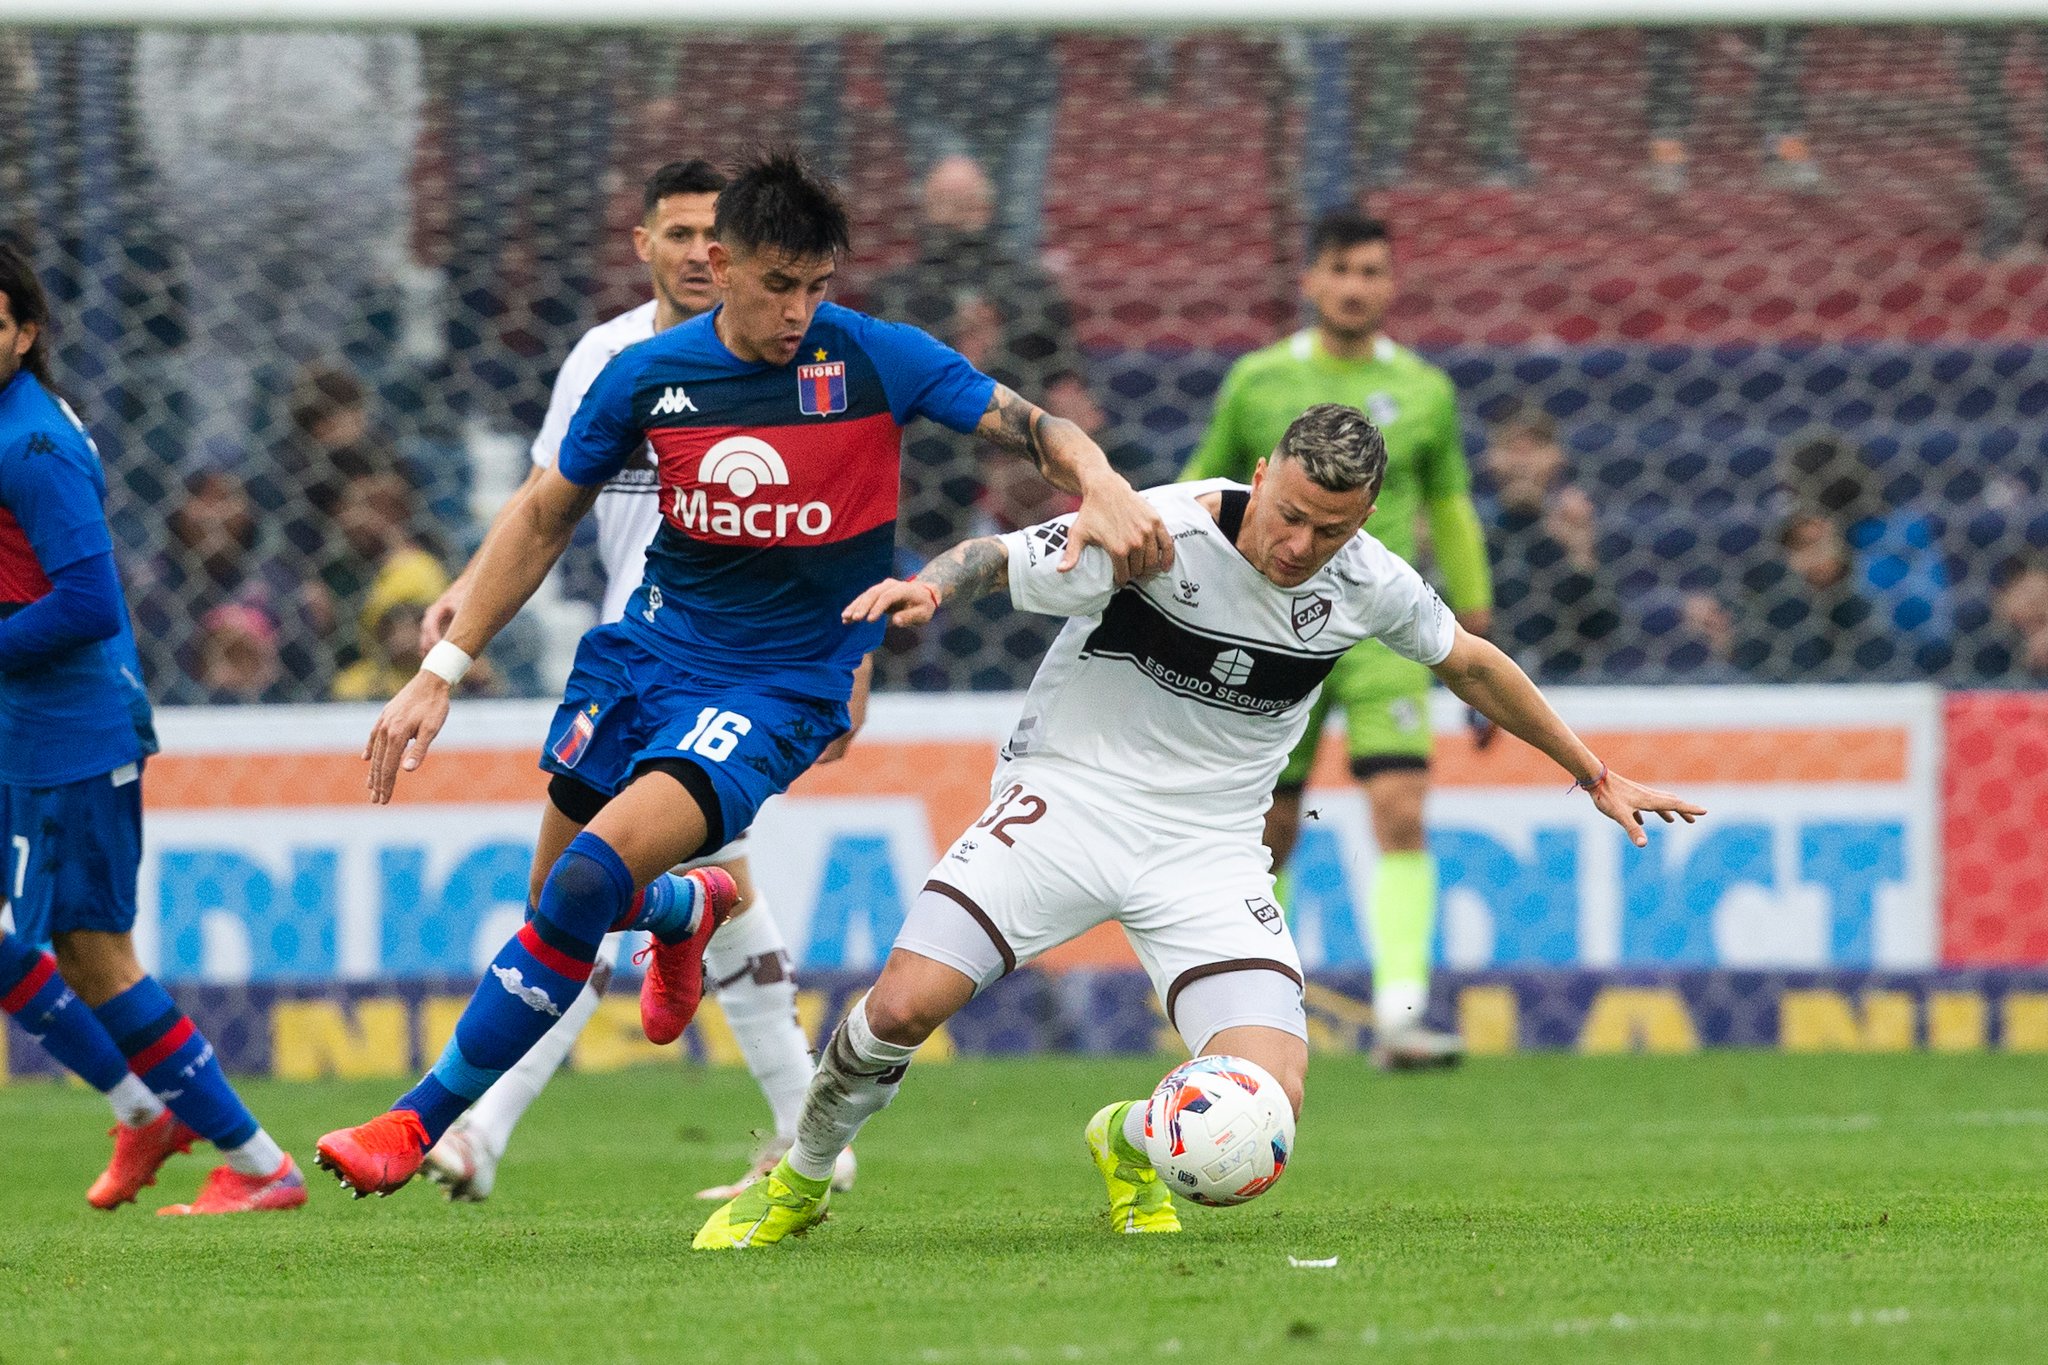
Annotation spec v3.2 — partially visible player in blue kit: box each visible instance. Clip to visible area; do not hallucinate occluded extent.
[315,150,1174,1199]
[0,241,304,1216]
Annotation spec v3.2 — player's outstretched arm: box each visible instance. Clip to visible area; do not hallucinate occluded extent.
[1429,627,1706,848]
[364,469,600,804]
[842,536,1008,629]
[976,385,1170,584]
[421,465,547,651]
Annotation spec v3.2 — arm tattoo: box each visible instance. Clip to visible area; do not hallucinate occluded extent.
[918,536,1010,607]
[980,386,1052,472]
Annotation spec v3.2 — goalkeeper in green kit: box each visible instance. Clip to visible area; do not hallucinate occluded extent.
[1182,211,1493,1069]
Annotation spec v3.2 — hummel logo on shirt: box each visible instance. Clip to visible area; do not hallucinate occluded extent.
[651,386,698,417]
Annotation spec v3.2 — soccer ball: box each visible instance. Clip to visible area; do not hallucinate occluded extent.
[1141,1055,1294,1207]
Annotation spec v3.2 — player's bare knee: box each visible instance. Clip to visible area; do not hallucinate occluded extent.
[861,988,939,1049]
[51,930,144,1006]
[1364,771,1430,851]
[1274,1064,1306,1118]
[588,957,615,996]
[1372,810,1426,852]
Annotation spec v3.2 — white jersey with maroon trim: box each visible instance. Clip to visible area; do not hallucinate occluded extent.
[993,478,1456,836]
[530,299,661,625]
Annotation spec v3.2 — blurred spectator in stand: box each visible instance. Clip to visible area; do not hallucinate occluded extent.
[1301,28,1527,215]
[320,469,444,675]
[134,30,422,466]
[883,33,1060,264]
[1960,27,2042,258]
[1727,508,1895,682]
[867,153,1087,564]
[129,469,332,702]
[866,154,1093,689]
[331,546,498,702]
[1657,592,1745,682]
[1479,404,1620,679]
[1776,432,1952,671]
[1643,27,1821,194]
[1972,554,2048,683]
[0,37,32,245]
[190,604,292,705]
[252,360,410,574]
[426,32,617,433]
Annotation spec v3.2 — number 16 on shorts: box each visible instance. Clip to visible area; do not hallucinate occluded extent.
[676,707,752,762]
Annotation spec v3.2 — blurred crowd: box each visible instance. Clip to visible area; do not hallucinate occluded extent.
[3,25,2046,702]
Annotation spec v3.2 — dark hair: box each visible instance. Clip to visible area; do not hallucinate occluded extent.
[1487,397,1556,445]
[1993,553,2048,593]
[1776,504,1839,548]
[287,360,368,437]
[1307,211,1391,265]
[642,159,727,218]
[714,148,851,261]
[0,237,54,387]
[1781,433,1875,518]
[1275,402,1388,500]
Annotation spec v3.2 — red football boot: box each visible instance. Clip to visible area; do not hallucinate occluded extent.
[314,1110,431,1197]
[87,1111,199,1210]
[637,866,740,1045]
[158,1156,308,1215]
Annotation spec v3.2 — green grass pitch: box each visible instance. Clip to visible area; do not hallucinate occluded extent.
[4,1051,2046,1364]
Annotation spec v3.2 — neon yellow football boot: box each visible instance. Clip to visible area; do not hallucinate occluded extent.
[692,1155,829,1250]
[1086,1101,1181,1235]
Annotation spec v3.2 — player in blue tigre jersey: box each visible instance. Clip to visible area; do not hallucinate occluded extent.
[0,241,306,1215]
[316,150,1176,1197]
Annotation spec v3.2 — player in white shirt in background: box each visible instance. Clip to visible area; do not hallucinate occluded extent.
[695,403,1702,1248]
[418,160,861,1202]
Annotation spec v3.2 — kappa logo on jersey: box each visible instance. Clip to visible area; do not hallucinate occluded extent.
[1210,649,1253,686]
[675,435,834,539]
[1246,896,1284,935]
[797,361,847,416]
[1291,592,1333,642]
[651,386,698,416]
[23,432,57,457]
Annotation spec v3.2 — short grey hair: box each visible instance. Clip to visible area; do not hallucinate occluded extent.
[1273,403,1388,499]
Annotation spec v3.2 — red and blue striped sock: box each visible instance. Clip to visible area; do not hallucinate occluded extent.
[609,871,700,943]
[92,976,259,1149]
[395,832,633,1144]
[0,934,128,1093]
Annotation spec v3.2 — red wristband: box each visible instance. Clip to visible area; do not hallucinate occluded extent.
[910,579,941,611]
[1567,761,1609,795]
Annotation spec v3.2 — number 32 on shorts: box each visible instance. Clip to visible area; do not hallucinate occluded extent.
[676,707,752,762]
[974,783,1047,847]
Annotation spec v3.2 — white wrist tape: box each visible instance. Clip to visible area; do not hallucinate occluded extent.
[421,640,473,686]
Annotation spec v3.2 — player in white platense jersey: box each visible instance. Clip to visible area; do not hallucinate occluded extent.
[418,160,860,1202]
[695,403,1703,1247]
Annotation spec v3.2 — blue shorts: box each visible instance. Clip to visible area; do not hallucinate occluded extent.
[0,761,144,947]
[539,623,850,848]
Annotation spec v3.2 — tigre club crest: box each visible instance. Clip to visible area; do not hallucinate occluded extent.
[1291,592,1333,641]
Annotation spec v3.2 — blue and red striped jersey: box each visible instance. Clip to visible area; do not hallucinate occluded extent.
[558,301,996,700]
[0,370,154,786]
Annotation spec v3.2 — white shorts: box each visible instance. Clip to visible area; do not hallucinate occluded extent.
[899,763,1306,1054]
[677,829,748,873]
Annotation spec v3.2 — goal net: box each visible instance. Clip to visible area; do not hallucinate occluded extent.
[7,16,2044,700]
